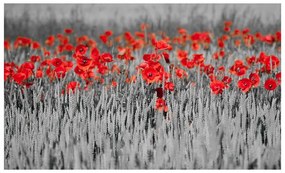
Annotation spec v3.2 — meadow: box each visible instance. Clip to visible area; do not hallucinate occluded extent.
[4,5,281,169]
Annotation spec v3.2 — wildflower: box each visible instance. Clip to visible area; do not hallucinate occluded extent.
[142,67,159,84]
[249,73,260,88]
[264,78,277,91]
[67,81,80,93]
[237,78,252,93]
[155,98,168,112]
[100,52,113,63]
[210,80,226,95]
[164,82,175,91]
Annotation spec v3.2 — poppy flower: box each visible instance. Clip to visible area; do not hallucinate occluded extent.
[74,66,85,76]
[155,87,164,98]
[155,40,172,51]
[54,66,66,79]
[191,42,200,51]
[32,41,40,49]
[74,44,88,57]
[237,78,252,93]
[30,55,41,63]
[249,73,260,88]
[218,66,225,72]
[162,52,170,63]
[186,60,195,69]
[14,36,32,48]
[177,49,188,60]
[4,40,10,50]
[51,58,63,67]
[210,80,226,95]
[90,47,100,60]
[164,82,174,91]
[105,30,113,37]
[20,62,34,70]
[13,72,27,85]
[64,28,73,34]
[67,81,80,93]
[135,31,145,39]
[192,54,204,66]
[100,53,113,63]
[100,34,108,44]
[45,35,55,47]
[111,80,117,87]
[229,60,248,77]
[222,76,232,88]
[64,43,74,52]
[36,69,43,78]
[175,68,187,79]
[97,64,108,75]
[142,67,159,84]
[76,56,93,70]
[264,78,277,91]
[246,56,256,66]
[204,64,214,75]
[155,98,168,112]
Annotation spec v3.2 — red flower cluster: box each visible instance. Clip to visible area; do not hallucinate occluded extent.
[4,21,281,113]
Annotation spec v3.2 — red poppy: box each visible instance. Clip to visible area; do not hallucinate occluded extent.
[204,64,214,75]
[13,72,27,85]
[45,35,55,47]
[229,60,248,77]
[99,34,108,44]
[32,41,41,49]
[155,98,168,112]
[51,58,63,67]
[111,80,117,87]
[64,43,74,52]
[175,68,187,79]
[218,66,225,72]
[246,56,256,66]
[155,87,164,98]
[54,66,66,79]
[97,64,108,75]
[222,76,232,88]
[64,28,73,34]
[74,66,85,76]
[36,69,43,78]
[177,49,188,60]
[249,73,260,88]
[142,67,159,84]
[14,36,32,48]
[4,40,10,50]
[210,80,226,95]
[76,56,93,70]
[90,47,100,60]
[164,82,174,91]
[100,53,113,63]
[105,30,113,37]
[237,78,252,93]
[30,55,41,63]
[264,78,277,91]
[191,42,200,51]
[162,52,170,63]
[192,54,204,66]
[155,40,172,51]
[74,44,88,57]
[67,81,80,93]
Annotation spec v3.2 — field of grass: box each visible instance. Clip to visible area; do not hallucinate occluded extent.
[4,4,281,169]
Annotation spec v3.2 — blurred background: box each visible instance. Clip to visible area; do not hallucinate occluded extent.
[4,4,281,40]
